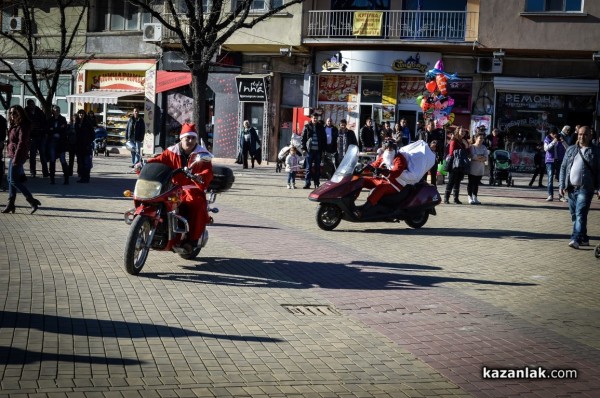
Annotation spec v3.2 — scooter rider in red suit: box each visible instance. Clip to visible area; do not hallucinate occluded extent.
[356,139,408,217]
[145,123,213,251]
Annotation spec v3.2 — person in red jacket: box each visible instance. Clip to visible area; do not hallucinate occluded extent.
[146,123,213,251]
[355,139,408,217]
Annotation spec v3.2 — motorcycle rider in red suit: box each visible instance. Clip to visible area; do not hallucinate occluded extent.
[357,139,408,216]
[145,123,213,251]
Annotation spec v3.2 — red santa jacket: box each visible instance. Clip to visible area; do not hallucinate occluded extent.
[369,152,408,191]
[147,143,214,191]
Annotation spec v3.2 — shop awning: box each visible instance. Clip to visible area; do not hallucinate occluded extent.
[66,90,144,104]
[156,71,192,93]
[494,77,599,95]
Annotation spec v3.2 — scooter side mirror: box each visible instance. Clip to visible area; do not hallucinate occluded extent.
[190,152,213,167]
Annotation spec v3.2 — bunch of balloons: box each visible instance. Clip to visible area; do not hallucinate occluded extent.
[416,59,460,129]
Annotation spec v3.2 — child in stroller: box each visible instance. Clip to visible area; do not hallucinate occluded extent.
[489,149,513,186]
[276,134,303,173]
[93,127,109,157]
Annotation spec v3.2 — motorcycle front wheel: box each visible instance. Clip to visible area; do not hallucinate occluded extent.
[124,215,153,275]
[316,204,342,231]
[405,211,429,229]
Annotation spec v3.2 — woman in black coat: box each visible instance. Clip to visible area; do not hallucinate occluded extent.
[74,110,95,183]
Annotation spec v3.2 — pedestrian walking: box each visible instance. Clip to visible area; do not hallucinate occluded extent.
[126,108,145,167]
[467,132,489,204]
[47,105,69,185]
[25,99,48,178]
[74,110,94,183]
[2,105,41,214]
[238,120,261,169]
[544,127,567,201]
[285,146,299,189]
[301,113,326,189]
[559,126,600,249]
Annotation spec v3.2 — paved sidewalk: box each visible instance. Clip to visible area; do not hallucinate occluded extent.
[0,154,599,397]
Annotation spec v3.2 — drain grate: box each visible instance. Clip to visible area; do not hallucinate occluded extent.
[282,304,341,316]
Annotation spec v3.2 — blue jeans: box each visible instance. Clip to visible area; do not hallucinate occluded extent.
[7,158,32,200]
[131,141,142,165]
[545,162,554,197]
[305,150,321,187]
[567,186,593,244]
[287,171,296,185]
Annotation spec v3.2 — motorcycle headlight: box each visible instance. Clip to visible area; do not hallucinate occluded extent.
[134,179,162,199]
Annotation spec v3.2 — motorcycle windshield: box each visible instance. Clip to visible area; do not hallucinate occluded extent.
[134,163,174,199]
[331,144,358,183]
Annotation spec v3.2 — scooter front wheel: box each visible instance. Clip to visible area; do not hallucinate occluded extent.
[405,211,429,229]
[124,215,153,275]
[316,204,342,231]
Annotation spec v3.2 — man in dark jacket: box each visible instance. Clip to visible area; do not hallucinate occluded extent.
[301,113,326,189]
[126,107,145,166]
[359,118,376,151]
[74,110,95,183]
[336,119,358,167]
[48,105,69,185]
[0,113,6,189]
[25,99,48,178]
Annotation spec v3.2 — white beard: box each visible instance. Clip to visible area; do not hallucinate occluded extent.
[382,151,396,169]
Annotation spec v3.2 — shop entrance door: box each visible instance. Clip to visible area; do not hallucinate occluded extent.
[243,102,264,139]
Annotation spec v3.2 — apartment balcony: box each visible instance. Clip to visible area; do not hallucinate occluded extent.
[305,10,478,43]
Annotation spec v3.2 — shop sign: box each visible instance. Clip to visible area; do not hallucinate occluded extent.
[361,78,383,103]
[500,93,565,109]
[317,50,440,74]
[391,53,428,73]
[87,70,146,91]
[382,75,397,105]
[352,11,383,36]
[236,76,267,101]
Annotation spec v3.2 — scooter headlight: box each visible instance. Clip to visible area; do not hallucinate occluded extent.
[134,179,162,199]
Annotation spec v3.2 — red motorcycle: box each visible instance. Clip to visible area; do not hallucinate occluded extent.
[123,154,233,275]
[308,145,441,231]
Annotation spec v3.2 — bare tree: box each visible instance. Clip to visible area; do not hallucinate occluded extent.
[0,0,89,115]
[129,0,305,144]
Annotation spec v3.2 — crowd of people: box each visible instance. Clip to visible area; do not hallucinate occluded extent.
[1,100,100,214]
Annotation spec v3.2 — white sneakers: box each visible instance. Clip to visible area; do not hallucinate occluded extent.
[546,195,553,201]
[568,240,579,249]
[287,184,296,189]
[468,195,481,205]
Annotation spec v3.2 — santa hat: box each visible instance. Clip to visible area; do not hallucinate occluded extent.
[180,123,198,140]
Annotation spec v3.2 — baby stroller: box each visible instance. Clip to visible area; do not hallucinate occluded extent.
[276,134,303,173]
[489,149,513,186]
[93,127,109,157]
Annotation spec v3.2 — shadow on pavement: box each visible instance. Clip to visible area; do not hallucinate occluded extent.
[138,257,536,290]
[345,227,569,240]
[0,310,283,343]
[0,346,142,365]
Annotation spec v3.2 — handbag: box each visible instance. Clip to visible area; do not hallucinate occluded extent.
[452,148,471,173]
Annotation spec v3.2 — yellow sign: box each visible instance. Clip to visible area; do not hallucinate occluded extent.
[382,75,398,105]
[352,11,383,36]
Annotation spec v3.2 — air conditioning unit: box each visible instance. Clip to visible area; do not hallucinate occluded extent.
[9,17,23,32]
[142,23,162,42]
[477,57,503,74]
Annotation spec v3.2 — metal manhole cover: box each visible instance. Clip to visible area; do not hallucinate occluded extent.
[282,304,341,316]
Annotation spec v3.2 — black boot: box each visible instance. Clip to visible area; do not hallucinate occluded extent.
[453,190,462,204]
[528,177,534,187]
[1,197,16,214]
[444,190,451,204]
[26,197,41,214]
[63,175,69,185]
[354,201,373,218]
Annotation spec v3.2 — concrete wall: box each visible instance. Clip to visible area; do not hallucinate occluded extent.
[478,0,600,53]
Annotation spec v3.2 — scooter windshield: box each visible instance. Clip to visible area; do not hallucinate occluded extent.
[331,144,358,183]
[134,162,174,199]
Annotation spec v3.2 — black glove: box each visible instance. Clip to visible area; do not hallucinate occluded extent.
[380,168,390,177]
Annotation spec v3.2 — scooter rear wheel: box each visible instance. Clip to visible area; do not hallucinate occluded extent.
[124,215,153,275]
[405,211,429,229]
[316,204,342,231]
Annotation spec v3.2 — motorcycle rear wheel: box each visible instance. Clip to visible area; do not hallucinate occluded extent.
[405,211,429,229]
[124,215,153,275]
[316,204,342,231]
